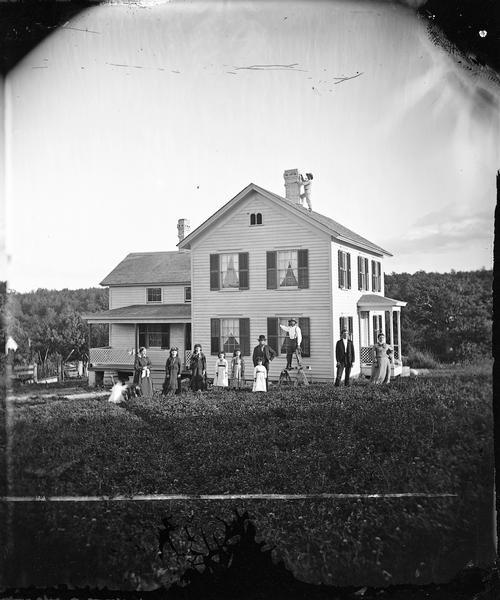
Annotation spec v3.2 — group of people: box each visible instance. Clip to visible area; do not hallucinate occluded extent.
[131,317,394,397]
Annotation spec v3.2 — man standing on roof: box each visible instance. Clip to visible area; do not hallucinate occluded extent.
[280,318,302,370]
[300,173,313,211]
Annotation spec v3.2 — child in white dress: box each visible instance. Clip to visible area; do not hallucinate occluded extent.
[214,351,229,387]
[252,358,267,392]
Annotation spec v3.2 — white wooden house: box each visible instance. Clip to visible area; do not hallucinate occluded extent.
[85,169,406,385]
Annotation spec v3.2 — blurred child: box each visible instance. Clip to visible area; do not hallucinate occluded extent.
[231,349,245,389]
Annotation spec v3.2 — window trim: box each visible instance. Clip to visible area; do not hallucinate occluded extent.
[210,317,250,356]
[249,212,263,226]
[146,287,162,304]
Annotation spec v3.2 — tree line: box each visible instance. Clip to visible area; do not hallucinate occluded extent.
[1,269,493,367]
[3,286,109,366]
[384,269,492,362]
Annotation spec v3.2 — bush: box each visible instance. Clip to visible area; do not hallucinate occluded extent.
[405,346,440,369]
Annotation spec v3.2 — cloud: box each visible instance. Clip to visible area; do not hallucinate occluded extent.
[386,205,494,255]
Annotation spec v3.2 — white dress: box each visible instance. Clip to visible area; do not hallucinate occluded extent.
[214,358,229,387]
[252,365,267,392]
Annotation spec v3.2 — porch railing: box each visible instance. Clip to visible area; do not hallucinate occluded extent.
[360,346,400,364]
[89,347,135,366]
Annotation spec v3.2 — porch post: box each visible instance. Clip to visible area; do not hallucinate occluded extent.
[135,324,138,355]
[389,308,394,364]
[397,310,402,362]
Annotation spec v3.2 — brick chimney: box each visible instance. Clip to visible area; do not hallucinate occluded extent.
[283,169,301,204]
[177,218,190,242]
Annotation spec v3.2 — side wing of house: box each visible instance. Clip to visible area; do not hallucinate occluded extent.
[331,242,385,376]
[188,189,336,380]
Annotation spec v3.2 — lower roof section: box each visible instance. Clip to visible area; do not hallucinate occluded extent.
[83,304,192,324]
[357,294,407,309]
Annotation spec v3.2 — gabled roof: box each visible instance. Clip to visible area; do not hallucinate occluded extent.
[100,251,191,286]
[357,294,407,308]
[178,183,392,256]
[83,304,191,323]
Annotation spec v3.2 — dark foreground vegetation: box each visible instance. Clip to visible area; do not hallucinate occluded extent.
[2,368,494,590]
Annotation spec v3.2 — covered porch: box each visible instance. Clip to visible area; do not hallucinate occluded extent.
[357,294,407,379]
[83,304,191,387]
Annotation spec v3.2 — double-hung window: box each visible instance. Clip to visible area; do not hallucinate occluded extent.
[339,316,354,340]
[210,318,250,356]
[358,257,369,291]
[146,287,162,303]
[371,260,382,292]
[210,253,249,290]
[267,317,311,357]
[338,250,351,289]
[138,324,169,349]
[266,249,309,289]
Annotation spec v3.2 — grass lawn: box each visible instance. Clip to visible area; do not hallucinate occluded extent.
[1,367,495,590]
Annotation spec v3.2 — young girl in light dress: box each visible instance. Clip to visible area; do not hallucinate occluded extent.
[214,351,229,387]
[252,357,267,392]
[231,349,245,389]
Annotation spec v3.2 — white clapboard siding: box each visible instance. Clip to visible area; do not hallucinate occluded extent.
[190,191,336,380]
[109,285,188,309]
[110,324,135,349]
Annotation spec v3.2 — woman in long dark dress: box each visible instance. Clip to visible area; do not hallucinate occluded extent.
[370,333,393,384]
[134,346,154,397]
[189,343,206,392]
[163,347,182,395]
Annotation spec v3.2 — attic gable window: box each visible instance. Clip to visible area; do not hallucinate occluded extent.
[210,253,249,291]
[266,249,309,289]
[250,213,263,226]
[146,287,162,303]
[338,250,351,289]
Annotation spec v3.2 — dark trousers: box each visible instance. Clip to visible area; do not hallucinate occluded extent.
[286,339,301,368]
[335,362,351,386]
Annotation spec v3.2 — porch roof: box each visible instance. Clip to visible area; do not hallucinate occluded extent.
[357,294,407,309]
[83,304,191,324]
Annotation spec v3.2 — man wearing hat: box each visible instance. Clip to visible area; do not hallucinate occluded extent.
[252,335,277,390]
[335,328,355,386]
[280,318,302,370]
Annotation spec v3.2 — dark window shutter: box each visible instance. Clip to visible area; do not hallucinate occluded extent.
[256,213,262,225]
[266,251,277,289]
[267,317,278,354]
[365,259,369,290]
[239,318,250,356]
[238,252,249,290]
[161,324,170,349]
[378,262,382,292]
[210,319,220,355]
[250,214,256,225]
[138,325,146,349]
[299,317,310,358]
[347,253,351,289]
[371,260,375,291]
[298,249,309,288]
[338,250,342,288]
[348,317,353,340]
[210,254,220,291]
[358,256,362,290]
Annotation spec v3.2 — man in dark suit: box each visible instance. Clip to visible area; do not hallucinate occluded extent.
[252,335,277,390]
[335,328,355,386]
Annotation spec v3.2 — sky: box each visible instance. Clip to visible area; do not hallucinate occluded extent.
[3,0,499,292]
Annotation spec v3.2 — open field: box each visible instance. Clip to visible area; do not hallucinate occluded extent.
[1,368,495,590]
